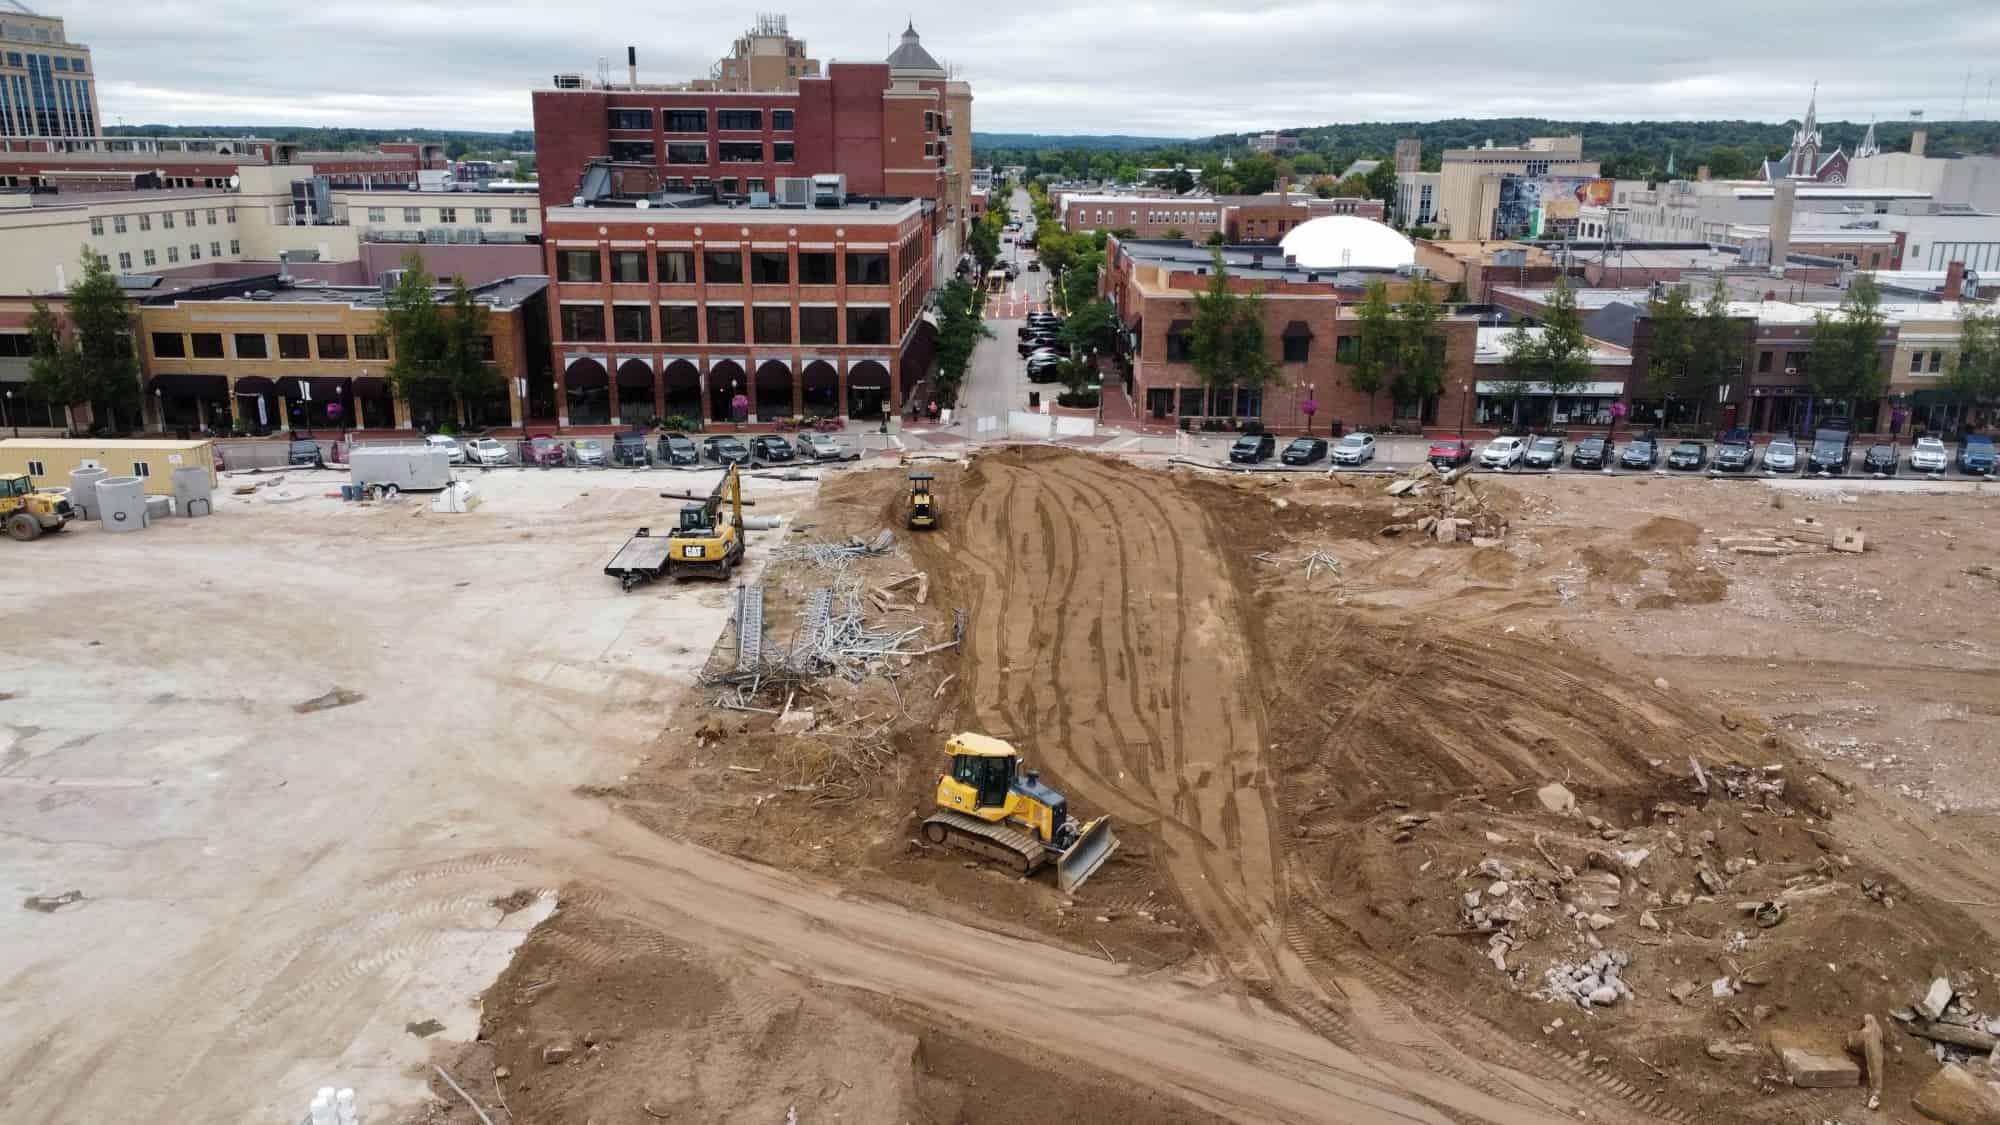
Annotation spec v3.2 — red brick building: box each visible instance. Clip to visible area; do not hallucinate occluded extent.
[541,192,932,426]
[1103,237,1631,434]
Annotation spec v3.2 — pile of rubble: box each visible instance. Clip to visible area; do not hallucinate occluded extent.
[1716,515,1866,557]
[1375,463,1509,545]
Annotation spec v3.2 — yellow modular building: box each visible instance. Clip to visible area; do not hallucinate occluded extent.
[0,438,216,497]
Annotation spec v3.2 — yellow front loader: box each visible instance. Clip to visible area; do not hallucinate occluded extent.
[921,732,1119,892]
[0,474,74,541]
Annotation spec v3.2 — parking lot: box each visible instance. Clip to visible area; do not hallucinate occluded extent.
[0,466,816,1123]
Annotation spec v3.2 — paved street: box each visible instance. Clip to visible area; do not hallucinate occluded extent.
[956,186,1050,438]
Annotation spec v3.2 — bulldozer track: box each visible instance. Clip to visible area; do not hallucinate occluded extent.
[921,809,1043,874]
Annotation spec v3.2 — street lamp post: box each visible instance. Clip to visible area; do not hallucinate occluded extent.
[4,388,15,438]
[154,387,164,434]
[1457,380,1471,439]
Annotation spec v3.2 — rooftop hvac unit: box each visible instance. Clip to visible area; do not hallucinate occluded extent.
[748,191,772,208]
[774,176,812,207]
[380,269,408,294]
[552,73,585,89]
[812,173,846,208]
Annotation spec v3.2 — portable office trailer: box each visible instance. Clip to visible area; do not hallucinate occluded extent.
[0,438,216,498]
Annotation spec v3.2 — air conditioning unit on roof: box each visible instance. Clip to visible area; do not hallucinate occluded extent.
[774,177,811,207]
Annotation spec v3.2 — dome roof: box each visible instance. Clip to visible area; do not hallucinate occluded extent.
[1277,215,1415,271]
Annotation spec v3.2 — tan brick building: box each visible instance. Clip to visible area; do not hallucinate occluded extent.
[136,275,547,433]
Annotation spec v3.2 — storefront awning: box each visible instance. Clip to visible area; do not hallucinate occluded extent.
[1280,320,1312,338]
[1475,381,1625,397]
[232,376,277,395]
[274,376,351,400]
[352,376,389,395]
[146,373,228,397]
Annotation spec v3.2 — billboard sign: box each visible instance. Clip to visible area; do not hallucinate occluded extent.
[1491,176,1613,240]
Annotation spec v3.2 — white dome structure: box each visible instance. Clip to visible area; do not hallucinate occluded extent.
[1277,215,1416,271]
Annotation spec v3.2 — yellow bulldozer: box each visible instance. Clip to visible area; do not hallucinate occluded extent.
[922,732,1119,892]
[905,471,939,530]
[1,474,74,541]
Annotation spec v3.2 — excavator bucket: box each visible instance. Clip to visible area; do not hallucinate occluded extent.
[1056,816,1119,893]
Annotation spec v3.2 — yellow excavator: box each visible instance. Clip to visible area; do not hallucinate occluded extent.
[658,461,749,579]
[923,732,1119,892]
[609,463,751,588]
[906,470,939,530]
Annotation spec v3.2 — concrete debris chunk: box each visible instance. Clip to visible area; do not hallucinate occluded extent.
[1911,1062,2000,1125]
[1536,782,1576,815]
[1773,1042,1861,1089]
[1386,479,1418,496]
[1920,978,1957,1022]
[542,1041,576,1065]
[1847,1013,1886,1109]
[1706,1039,1759,1061]
[1831,527,1866,554]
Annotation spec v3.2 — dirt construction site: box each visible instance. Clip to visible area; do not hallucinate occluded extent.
[7,450,2000,1125]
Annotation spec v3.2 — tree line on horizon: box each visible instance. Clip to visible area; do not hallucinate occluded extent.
[976,117,2000,186]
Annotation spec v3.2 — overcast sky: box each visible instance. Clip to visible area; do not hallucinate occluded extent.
[71,0,2000,138]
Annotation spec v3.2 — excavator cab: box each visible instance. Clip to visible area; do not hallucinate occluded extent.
[676,501,713,534]
[906,471,938,530]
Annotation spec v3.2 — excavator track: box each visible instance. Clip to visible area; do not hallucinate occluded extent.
[921,810,1047,875]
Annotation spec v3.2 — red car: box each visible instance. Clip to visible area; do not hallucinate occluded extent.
[527,434,568,466]
[1427,439,1473,469]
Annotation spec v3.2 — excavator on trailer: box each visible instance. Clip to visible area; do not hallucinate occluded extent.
[922,732,1119,892]
[657,461,750,579]
[605,463,752,588]
[905,470,939,530]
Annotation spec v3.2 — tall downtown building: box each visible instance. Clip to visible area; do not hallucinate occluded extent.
[0,1,97,138]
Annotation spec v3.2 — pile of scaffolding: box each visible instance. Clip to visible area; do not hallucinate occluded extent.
[707,532,961,710]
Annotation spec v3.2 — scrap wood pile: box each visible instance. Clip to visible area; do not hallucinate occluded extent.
[1374,463,1510,544]
[1717,515,1866,557]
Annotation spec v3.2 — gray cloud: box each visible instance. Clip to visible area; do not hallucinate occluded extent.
[64,0,2000,138]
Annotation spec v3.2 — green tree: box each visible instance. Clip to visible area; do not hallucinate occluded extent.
[1188,248,1277,414]
[1950,303,2000,413]
[1644,285,1696,409]
[1491,323,1541,424]
[1363,160,1398,213]
[1805,273,1887,407]
[1154,167,1195,193]
[380,254,451,422]
[1160,226,1185,240]
[442,278,498,425]
[1205,230,1228,246]
[1393,279,1447,406]
[1534,281,1595,397]
[1686,276,1744,422]
[966,212,1001,272]
[930,277,992,409]
[1061,298,1118,364]
[1334,173,1369,198]
[1289,152,1328,177]
[24,297,81,432]
[1348,280,1398,412]
[39,249,143,431]
[1114,162,1140,183]
[1233,153,1278,195]
[1703,146,1752,180]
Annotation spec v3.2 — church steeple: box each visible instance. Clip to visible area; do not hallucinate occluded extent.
[1856,118,1879,159]
[1788,83,1823,178]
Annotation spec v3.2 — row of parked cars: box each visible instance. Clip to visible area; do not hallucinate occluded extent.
[418,430,849,469]
[1430,429,1998,476]
[1227,431,1379,465]
[1018,312,1071,384]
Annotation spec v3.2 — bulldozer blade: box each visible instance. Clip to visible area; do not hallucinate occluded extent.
[1056,816,1119,893]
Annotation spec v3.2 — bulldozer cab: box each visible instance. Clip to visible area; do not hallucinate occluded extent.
[949,751,1013,809]
[907,471,937,528]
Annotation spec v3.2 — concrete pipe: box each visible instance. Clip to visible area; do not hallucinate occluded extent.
[94,476,149,534]
[68,467,107,520]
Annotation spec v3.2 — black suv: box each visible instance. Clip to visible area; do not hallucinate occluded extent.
[749,435,794,462]
[1808,427,1853,474]
[1619,439,1658,469]
[288,439,325,467]
[1570,436,1612,469]
[1862,442,1899,475]
[1713,428,1755,472]
[1228,432,1276,464]
[657,432,700,465]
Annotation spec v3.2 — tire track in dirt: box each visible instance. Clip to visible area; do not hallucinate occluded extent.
[958,454,1284,984]
[940,450,1683,1125]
